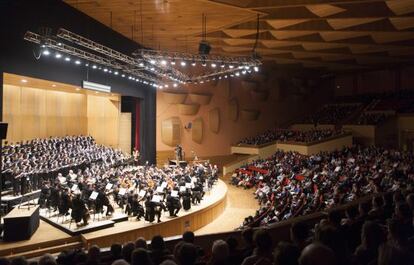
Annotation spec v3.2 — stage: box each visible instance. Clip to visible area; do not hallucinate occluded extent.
[0,179,228,258]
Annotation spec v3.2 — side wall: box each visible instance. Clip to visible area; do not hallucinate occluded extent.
[156,76,333,157]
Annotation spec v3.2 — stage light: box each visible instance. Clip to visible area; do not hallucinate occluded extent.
[254,66,259,72]
[224,75,228,79]
[114,71,119,75]
[55,52,62,59]
[180,61,186,67]
[200,81,204,84]
[52,84,56,87]
[139,62,144,67]
[218,76,222,80]
[164,84,169,88]
[57,42,62,46]
[191,61,196,66]
[173,83,178,87]
[220,63,225,68]
[160,60,167,66]
[128,76,132,79]
[85,63,89,67]
[103,68,108,72]
[230,74,234,77]
[92,65,97,69]
[150,67,155,71]
[229,65,234,69]
[211,63,216,68]
[242,71,247,75]
[235,72,240,76]
[108,70,112,73]
[42,49,50,56]
[150,59,156,65]
[121,74,125,77]
[75,60,81,65]
[171,60,176,65]
[65,56,71,62]
[201,62,207,67]
[21,79,28,83]
[75,88,80,91]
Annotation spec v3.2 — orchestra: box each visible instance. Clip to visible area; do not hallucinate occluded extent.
[1,135,219,227]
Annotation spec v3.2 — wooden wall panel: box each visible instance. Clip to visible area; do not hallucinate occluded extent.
[161,117,181,146]
[208,108,220,133]
[118,113,132,154]
[3,84,120,148]
[192,117,203,144]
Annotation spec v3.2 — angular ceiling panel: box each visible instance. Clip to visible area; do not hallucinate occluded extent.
[389,17,414,30]
[270,30,317,40]
[386,0,414,15]
[327,18,384,30]
[266,19,310,29]
[306,4,347,17]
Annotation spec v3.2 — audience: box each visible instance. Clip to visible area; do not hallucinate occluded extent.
[301,104,360,124]
[237,129,341,146]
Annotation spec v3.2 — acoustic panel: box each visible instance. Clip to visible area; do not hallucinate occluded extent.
[240,109,260,121]
[192,117,203,144]
[227,98,238,121]
[241,80,259,91]
[161,117,181,146]
[189,93,212,105]
[162,91,187,104]
[177,104,200,115]
[250,89,269,101]
[208,108,220,133]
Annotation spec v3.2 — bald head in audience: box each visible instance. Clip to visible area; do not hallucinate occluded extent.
[299,243,336,265]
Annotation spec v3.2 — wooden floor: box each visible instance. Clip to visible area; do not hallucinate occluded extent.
[195,174,258,235]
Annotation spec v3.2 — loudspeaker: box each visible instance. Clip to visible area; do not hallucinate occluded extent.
[0,123,8,140]
[198,41,211,55]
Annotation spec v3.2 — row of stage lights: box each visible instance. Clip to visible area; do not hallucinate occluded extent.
[147,58,259,72]
[41,47,260,89]
[41,47,168,88]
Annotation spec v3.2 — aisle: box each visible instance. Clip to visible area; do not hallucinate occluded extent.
[195,174,258,235]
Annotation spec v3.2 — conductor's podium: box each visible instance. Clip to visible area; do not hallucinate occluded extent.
[3,205,40,241]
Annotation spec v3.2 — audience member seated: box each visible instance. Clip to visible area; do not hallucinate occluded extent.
[352,112,389,125]
[301,104,360,124]
[237,129,341,146]
[231,146,414,228]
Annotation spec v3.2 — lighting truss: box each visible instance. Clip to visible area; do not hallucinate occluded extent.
[24,31,162,85]
[57,28,189,83]
[24,27,262,87]
[135,49,261,82]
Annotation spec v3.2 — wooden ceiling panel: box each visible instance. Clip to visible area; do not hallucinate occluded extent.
[386,0,414,16]
[65,0,414,72]
[306,4,347,17]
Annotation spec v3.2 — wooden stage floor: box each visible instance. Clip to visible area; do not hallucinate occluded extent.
[0,176,258,257]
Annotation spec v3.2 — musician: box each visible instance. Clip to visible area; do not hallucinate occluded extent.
[48,183,60,211]
[71,192,89,226]
[133,148,140,166]
[182,189,192,211]
[38,181,50,208]
[154,199,167,223]
[144,196,155,223]
[166,191,181,217]
[58,188,71,216]
[96,188,114,216]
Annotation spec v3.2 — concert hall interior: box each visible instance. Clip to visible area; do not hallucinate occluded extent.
[1,0,414,265]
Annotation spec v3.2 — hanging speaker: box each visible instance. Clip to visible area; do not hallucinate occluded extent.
[198,41,211,55]
[0,123,8,140]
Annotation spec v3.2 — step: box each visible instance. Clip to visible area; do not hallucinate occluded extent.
[0,236,80,257]
[5,241,83,259]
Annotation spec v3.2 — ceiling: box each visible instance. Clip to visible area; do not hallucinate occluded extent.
[65,0,414,72]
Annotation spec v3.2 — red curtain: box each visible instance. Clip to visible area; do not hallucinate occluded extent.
[134,99,140,151]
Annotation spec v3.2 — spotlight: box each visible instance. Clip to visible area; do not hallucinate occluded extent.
[224,75,228,79]
[164,84,169,88]
[201,61,207,67]
[65,56,71,62]
[211,63,216,68]
[42,49,50,56]
[92,65,97,69]
[75,60,81,65]
[235,72,240,76]
[114,71,119,75]
[242,71,247,75]
[128,76,132,79]
[121,74,125,77]
[254,66,259,72]
[21,79,28,83]
[218,76,222,80]
[57,42,62,46]
[103,68,108,72]
[160,60,167,66]
[85,63,89,67]
[150,67,155,71]
[220,63,225,68]
[139,62,144,67]
[173,83,178,87]
[180,61,186,67]
[55,53,62,59]
[191,61,196,66]
[150,59,156,65]
[229,65,234,69]
[108,70,112,73]
[171,60,176,65]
